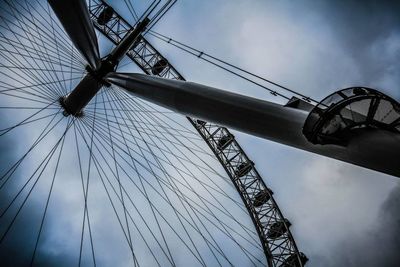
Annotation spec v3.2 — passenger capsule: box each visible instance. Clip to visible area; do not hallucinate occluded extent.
[281,252,308,267]
[97,6,114,25]
[235,161,253,177]
[217,134,234,150]
[253,189,273,207]
[267,218,291,239]
[196,119,206,127]
[352,87,367,95]
[151,58,168,75]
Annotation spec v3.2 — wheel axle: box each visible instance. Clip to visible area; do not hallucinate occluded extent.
[60,18,150,117]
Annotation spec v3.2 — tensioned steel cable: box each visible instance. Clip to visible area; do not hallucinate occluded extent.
[123,0,139,22]
[0,0,301,265]
[148,30,318,104]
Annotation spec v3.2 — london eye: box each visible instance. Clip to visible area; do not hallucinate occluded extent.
[0,0,398,266]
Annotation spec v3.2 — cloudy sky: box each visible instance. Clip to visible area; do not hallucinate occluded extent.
[146,0,400,266]
[0,0,399,266]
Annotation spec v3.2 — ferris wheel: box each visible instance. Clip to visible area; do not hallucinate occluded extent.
[0,0,398,266]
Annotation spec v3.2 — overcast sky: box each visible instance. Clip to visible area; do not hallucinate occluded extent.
[147,0,400,266]
[0,0,399,266]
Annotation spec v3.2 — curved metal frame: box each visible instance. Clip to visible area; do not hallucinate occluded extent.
[88,0,307,266]
[303,87,400,145]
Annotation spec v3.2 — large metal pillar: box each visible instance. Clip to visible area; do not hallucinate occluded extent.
[87,1,308,266]
[106,73,400,178]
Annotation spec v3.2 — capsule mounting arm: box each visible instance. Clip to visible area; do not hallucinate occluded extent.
[106,72,400,178]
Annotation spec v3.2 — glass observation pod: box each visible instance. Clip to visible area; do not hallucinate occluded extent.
[266,218,291,239]
[97,6,114,25]
[303,87,400,146]
[235,161,254,177]
[217,134,235,150]
[282,252,309,267]
[151,58,169,75]
[253,188,273,207]
[196,119,207,127]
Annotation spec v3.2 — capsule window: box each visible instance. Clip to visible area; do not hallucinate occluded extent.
[151,58,168,75]
[282,252,308,267]
[97,6,114,25]
[196,120,206,126]
[267,219,290,239]
[235,161,253,177]
[374,99,400,124]
[217,134,233,150]
[253,189,272,207]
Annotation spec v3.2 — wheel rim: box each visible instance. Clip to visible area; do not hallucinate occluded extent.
[0,1,305,266]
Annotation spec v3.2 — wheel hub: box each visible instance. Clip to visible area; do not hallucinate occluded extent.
[61,60,115,117]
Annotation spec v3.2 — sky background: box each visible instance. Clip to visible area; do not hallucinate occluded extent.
[142,0,400,266]
[0,0,399,266]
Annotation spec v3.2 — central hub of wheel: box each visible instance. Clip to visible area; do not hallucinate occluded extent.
[60,18,150,117]
[60,74,101,117]
[61,62,114,117]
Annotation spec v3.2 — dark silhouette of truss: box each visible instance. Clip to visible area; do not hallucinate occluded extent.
[88,0,307,266]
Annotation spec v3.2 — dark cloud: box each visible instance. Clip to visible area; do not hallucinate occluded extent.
[1,1,399,266]
[0,129,34,266]
[377,184,400,265]
[296,2,400,265]
[313,184,400,267]
[316,0,400,98]
[0,207,75,267]
[0,114,75,266]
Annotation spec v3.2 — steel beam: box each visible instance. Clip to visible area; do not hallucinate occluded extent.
[107,73,400,178]
[89,1,307,265]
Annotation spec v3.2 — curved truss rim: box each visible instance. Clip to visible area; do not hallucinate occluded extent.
[86,1,307,266]
[0,0,306,265]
